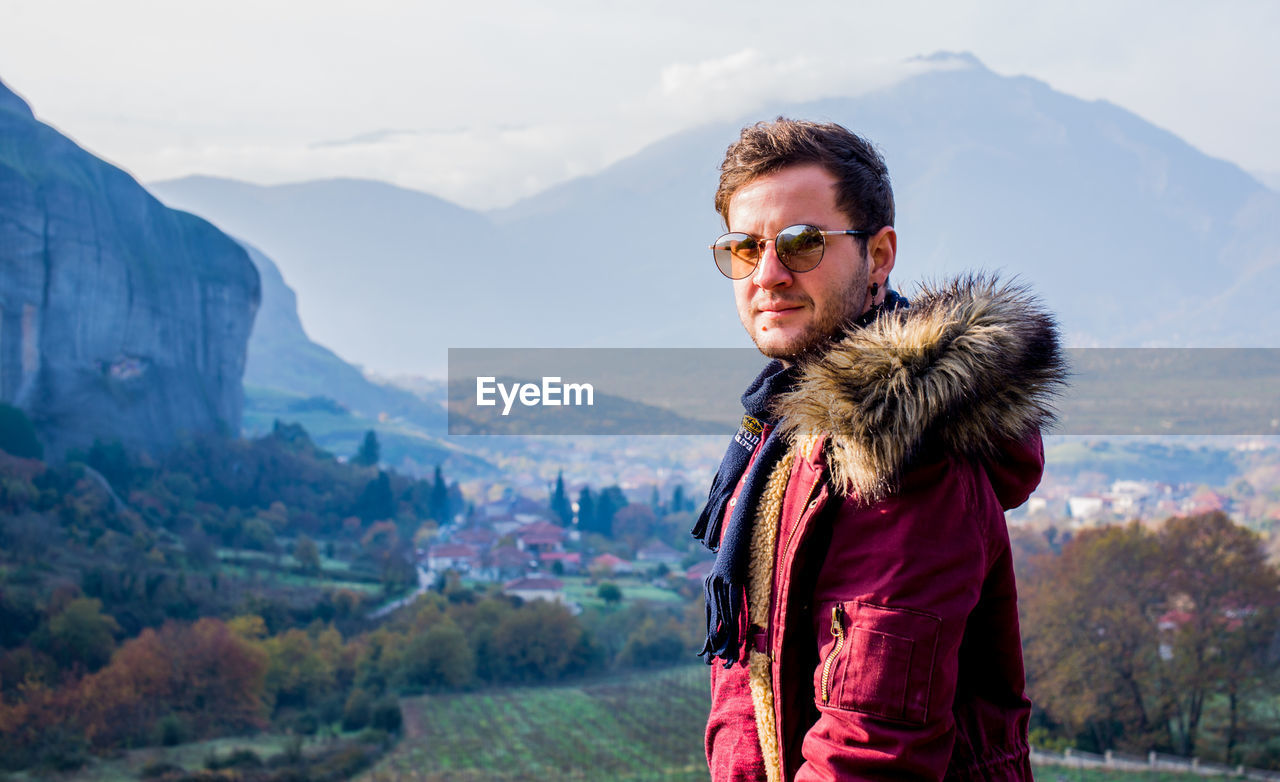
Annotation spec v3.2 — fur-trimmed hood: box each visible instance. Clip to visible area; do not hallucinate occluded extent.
[775,274,1067,502]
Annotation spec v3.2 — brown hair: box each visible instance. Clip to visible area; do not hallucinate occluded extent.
[715,118,895,243]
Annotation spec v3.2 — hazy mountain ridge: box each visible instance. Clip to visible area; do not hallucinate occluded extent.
[236,239,446,430]
[151,54,1280,382]
[0,77,260,459]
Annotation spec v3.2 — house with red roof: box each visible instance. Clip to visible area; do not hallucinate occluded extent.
[504,575,565,604]
[426,544,479,573]
[590,553,633,576]
[454,526,498,549]
[482,545,536,581]
[537,551,582,574]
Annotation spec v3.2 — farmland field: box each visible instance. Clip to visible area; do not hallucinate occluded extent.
[361,665,1223,782]
[363,665,711,781]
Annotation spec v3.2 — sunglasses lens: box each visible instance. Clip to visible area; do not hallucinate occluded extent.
[776,225,825,272]
[713,233,758,279]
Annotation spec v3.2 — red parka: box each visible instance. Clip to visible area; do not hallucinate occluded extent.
[704,277,1065,781]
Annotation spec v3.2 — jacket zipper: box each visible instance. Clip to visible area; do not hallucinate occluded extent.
[780,472,823,565]
[820,603,845,703]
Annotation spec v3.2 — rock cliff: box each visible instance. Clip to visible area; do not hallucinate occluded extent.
[0,78,260,459]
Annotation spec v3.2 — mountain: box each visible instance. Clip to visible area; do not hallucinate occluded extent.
[150,53,1280,379]
[149,176,508,376]
[0,78,260,459]
[237,239,446,431]
[231,239,490,477]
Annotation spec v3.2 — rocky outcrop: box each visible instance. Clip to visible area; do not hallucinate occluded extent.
[0,78,260,459]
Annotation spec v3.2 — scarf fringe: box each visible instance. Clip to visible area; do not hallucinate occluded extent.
[698,574,747,667]
[690,465,735,550]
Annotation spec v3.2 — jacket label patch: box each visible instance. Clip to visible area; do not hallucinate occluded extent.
[735,415,764,450]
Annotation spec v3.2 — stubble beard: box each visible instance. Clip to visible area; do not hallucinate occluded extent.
[751,266,869,362]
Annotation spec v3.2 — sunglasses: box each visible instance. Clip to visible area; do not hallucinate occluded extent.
[711,224,872,280]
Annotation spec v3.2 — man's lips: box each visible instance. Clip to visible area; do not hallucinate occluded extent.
[757,301,805,316]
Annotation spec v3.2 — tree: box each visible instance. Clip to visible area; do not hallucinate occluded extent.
[1022,523,1168,752]
[0,403,42,459]
[293,535,321,576]
[44,597,120,672]
[403,619,474,689]
[576,487,595,531]
[550,471,572,526]
[429,465,449,523]
[597,582,623,605]
[487,601,583,683]
[263,628,337,710]
[84,439,135,493]
[584,485,627,537]
[671,484,688,514]
[1022,514,1280,760]
[353,430,380,467]
[612,504,658,550]
[354,471,394,522]
[1156,512,1280,760]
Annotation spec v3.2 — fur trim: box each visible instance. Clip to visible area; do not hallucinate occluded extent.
[775,274,1066,502]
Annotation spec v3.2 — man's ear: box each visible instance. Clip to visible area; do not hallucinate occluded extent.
[867,225,896,285]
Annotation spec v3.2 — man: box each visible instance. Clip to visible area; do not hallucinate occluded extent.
[693,118,1065,781]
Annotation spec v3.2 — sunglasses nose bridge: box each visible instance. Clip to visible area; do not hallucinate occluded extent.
[751,234,796,285]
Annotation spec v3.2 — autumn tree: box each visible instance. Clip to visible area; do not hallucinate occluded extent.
[1022,522,1169,751]
[488,600,586,683]
[76,618,267,749]
[1023,514,1280,760]
[262,627,339,711]
[402,618,474,689]
[42,597,120,672]
[1156,512,1280,760]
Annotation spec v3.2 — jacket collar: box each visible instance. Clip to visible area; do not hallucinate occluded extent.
[774,274,1067,501]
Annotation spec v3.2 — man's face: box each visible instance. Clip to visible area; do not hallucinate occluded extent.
[727,164,872,361]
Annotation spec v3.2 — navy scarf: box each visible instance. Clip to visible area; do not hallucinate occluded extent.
[691,290,909,667]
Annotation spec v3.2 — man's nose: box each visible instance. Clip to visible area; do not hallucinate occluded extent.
[753,241,793,289]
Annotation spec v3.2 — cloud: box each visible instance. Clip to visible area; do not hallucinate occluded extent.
[646,49,959,125]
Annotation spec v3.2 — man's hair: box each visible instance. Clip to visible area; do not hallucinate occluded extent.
[715,118,895,243]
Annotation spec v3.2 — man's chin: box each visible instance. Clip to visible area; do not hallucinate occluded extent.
[751,331,822,361]
[750,325,847,362]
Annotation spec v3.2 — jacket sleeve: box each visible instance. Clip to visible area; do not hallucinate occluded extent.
[707,661,769,781]
[793,456,995,781]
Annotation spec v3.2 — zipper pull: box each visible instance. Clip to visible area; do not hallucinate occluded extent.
[831,604,844,637]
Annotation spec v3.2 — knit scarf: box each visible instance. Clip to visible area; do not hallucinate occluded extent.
[691,290,909,667]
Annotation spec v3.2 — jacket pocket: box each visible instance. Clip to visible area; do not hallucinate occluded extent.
[815,599,941,725]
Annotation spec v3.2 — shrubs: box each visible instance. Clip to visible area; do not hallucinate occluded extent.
[341,689,373,732]
[370,696,402,734]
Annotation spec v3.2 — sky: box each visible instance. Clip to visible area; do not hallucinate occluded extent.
[1,0,1277,210]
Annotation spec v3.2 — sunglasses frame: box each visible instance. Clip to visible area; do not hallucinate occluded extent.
[711,224,873,280]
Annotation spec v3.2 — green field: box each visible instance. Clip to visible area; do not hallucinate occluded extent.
[363,666,711,781]
[361,666,1230,782]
